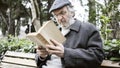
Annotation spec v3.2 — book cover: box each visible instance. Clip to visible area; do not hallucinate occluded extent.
[26,20,66,47]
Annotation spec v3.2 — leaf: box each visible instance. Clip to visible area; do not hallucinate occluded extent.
[110,57,120,61]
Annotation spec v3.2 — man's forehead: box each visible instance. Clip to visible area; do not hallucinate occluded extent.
[53,6,67,14]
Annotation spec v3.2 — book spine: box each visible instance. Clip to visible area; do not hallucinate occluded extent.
[37,33,49,46]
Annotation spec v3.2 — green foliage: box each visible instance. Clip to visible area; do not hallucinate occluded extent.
[104,39,120,52]
[100,15,120,61]
[96,0,120,39]
[96,0,120,61]
[100,15,111,41]
[0,35,35,55]
[104,39,120,61]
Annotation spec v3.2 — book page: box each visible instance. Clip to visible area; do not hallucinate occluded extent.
[36,33,49,46]
[38,20,66,45]
[26,20,66,47]
[26,33,49,47]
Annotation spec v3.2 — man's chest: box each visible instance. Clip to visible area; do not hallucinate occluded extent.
[63,30,89,49]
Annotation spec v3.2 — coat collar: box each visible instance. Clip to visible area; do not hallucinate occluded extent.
[70,19,81,32]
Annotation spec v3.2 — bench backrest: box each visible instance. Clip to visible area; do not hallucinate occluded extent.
[1,51,37,68]
[101,60,120,68]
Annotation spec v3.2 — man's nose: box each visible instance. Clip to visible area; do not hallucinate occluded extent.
[58,15,63,20]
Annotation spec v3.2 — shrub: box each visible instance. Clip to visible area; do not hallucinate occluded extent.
[0,35,35,55]
[104,39,120,61]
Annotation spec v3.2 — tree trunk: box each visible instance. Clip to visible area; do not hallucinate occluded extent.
[47,0,53,20]
[30,0,41,32]
[7,8,15,36]
[0,10,8,35]
[88,0,96,25]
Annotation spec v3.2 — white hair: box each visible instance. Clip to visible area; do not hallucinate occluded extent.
[66,5,75,17]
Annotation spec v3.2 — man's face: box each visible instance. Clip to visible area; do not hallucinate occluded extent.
[53,6,72,28]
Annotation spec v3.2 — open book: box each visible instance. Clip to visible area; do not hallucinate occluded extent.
[26,20,66,47]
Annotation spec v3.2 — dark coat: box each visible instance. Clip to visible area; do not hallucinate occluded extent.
[35,19,105,68]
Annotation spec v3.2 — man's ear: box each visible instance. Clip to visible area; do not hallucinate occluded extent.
[70,12,75,17]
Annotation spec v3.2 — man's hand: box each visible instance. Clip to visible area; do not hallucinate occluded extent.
[35,46,48,58]
[46,39,64,58]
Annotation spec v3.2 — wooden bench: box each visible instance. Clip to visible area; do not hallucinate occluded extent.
[101,60,120,68]
[0,51,37,68]
[1,51,120,68]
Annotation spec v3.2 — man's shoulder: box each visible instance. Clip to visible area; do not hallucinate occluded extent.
[80,21,97,30]
[73,19,98,33]
[75,20,99,35]
[75,19,95,27]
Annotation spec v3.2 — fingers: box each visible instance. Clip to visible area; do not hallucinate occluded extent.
[35,45,46,50]
[46,45,60,51]
[34,40,64,57]
[36,49,48,58]
[50,39,62,46]
[35,45,48,54]
[46,44,64,57]
[47,50,60,54]
[36,49,48,54]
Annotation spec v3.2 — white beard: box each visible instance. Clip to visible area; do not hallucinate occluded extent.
[61,28,70,36]
[61,18,75,36]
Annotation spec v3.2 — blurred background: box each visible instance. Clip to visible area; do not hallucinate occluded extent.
[0,0,120,60]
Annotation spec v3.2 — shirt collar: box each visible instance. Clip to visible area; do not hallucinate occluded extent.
[69,19,81,32]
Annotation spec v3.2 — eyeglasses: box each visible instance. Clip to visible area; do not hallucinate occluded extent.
[54,11,67,18]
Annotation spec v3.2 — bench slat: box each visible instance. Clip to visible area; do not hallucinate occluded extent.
[5,51,35,59]
[101,60,120,67]
[0,63,36,68]
[2,57,36,67]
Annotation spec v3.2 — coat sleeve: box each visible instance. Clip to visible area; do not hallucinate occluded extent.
[63,24,105,68]
[35,54,51,68]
